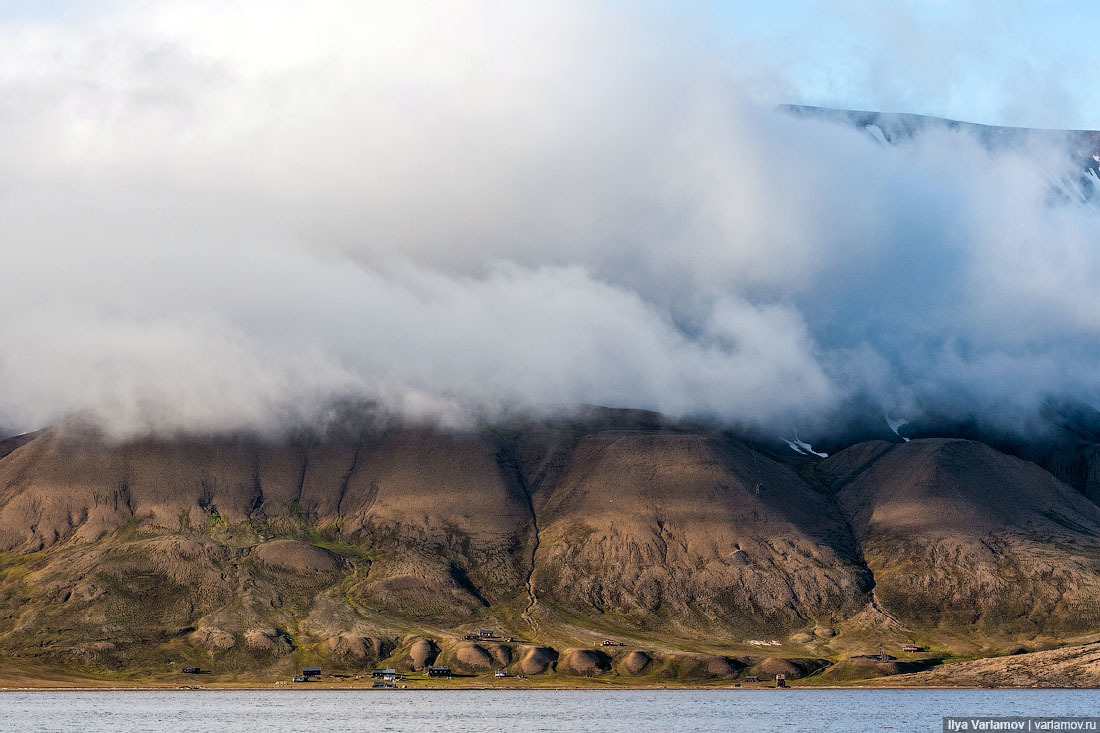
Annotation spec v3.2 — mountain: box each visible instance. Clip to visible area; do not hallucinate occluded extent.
[3,411,1100,686]
[821,439,1100,636]
[5,106,1100,686]
[780,104,1100,204]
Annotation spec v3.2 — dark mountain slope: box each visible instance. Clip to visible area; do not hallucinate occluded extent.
[819,439,1100,634]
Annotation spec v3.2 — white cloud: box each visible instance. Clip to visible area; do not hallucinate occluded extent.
[0,0,1097,438]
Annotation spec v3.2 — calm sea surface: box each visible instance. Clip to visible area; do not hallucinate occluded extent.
[1,689,1098,732]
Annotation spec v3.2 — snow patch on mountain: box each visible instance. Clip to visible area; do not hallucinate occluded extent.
[885,414,911,442]
[784,437,828,458]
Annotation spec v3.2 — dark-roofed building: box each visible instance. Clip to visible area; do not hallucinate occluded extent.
[302,667,321,680]
[371,668,397,679]
[427,665,451,678]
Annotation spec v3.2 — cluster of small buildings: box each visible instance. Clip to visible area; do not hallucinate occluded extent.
[463,629,515,642]
[733,674,788,688]
[280,659,454,686]
[286,666,414,688]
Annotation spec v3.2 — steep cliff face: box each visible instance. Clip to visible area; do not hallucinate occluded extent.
[2,424,1100,680]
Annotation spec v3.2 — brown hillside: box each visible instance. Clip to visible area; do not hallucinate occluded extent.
[819,439,1100,633]
[531,431,871,633]
[4,422,1100,684]
[886,642,1100,687]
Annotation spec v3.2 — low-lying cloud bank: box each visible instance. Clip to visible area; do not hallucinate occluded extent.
[0,1,1097,439]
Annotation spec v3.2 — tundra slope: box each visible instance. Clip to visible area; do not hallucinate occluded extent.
[2,414,1100,684]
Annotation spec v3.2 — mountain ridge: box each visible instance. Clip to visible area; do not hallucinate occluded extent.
[3,410,1100,685]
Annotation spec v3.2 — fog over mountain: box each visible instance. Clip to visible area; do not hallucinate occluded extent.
[1,1,1098,439]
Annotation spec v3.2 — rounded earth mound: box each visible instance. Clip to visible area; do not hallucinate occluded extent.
[454,643,493,668]
[409,638,439,670]
[250,539,341,574]
[621,650,652,675]
[560,649,611,676]
[519,646,559,675]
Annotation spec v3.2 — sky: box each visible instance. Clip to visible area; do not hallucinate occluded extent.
[716,0,1100,129]
[0,0,1098,440]
[2,0,1099,127]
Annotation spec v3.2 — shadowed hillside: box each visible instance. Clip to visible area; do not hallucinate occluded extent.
[819,439,1100,635]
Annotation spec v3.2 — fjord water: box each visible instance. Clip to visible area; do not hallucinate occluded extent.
[1,689,1096,732]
